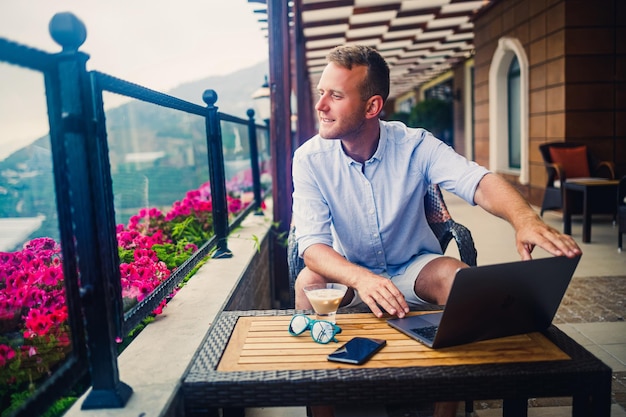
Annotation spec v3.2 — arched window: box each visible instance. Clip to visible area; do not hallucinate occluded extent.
[489,37,529,184]
[508,56,521,169]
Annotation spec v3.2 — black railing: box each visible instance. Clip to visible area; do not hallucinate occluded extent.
[0,12,269,416]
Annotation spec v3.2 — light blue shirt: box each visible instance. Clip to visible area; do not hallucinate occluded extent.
[292,120,489,276]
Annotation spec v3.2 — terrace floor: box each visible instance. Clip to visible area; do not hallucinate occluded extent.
[248,191,626,417]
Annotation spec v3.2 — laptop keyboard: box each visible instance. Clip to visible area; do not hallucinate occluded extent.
[411,325,438,342]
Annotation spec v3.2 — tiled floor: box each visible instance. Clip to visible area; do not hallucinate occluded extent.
[247,192,626,417]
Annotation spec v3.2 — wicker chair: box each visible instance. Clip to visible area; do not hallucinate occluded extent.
[287,184,477,416]
[538,142,615,216]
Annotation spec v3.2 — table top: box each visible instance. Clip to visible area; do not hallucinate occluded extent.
[565,178,619,187]
[217,312,568,372]
[183,310,612,412]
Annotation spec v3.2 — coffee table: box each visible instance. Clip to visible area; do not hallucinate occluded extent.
[183,310,612,417]
[563,178,619,243]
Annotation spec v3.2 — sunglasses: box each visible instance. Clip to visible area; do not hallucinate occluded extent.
[288,314,342,344]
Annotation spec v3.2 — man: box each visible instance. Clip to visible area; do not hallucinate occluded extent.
[291,45,581,416]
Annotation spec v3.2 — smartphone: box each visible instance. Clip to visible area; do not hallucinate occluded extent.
[327,337,386,365]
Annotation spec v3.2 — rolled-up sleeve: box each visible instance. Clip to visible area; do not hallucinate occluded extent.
[423,135,490,205]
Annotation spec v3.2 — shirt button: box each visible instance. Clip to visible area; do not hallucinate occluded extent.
[377,251,382,255]
[379,262,384,266]
[368,209,375,215]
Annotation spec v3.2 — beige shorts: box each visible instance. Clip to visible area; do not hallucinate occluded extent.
[344,253,443,308]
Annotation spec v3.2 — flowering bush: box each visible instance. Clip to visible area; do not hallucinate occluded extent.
[0,178,249,413]
[226,161,272,205]
[0,238,70,408]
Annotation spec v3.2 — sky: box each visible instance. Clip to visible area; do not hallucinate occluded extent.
[0,0,269,161]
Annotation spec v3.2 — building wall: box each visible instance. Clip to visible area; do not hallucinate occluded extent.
[563,0,625,176]
[473,0,624,206]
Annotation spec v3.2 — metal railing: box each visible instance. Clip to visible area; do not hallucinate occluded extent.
[0,12,269,416]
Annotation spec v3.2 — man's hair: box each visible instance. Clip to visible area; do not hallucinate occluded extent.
[326,45,390,103]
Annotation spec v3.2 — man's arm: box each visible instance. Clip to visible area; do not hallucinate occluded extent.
[473,173,581,260]
[303,243,410,318]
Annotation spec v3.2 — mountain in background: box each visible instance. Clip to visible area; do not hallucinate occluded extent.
[1,58,269,169]
[169,60,269,118]
[0,59,270,249]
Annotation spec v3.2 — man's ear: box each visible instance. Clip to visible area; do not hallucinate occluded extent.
[364,95,384,119]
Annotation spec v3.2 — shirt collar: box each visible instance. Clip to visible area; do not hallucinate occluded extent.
[340,120,387,166]
[370,120,387,162]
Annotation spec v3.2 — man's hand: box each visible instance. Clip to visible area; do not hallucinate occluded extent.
[514,214,581,260]
[303,244,411,318]
[353,273,410,318]
[474,173,582,260]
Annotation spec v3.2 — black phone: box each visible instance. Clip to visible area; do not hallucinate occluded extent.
[327,337,386,365]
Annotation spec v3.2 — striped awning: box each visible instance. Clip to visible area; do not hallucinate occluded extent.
[250,0,491,100]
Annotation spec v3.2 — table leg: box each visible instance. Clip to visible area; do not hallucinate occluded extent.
[223,408,245,417]
[571,375,612,417]
[572,394,612,417]
[563,188,572,236]
[582,187,591,243]
[502,398,528,417]
[591,384,613,417]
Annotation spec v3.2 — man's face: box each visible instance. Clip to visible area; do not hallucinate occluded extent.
[315,62,369,140]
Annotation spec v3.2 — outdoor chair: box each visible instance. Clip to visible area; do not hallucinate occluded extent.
[538,142,615,216]
[618,176,626,251]
[287,184,477,416]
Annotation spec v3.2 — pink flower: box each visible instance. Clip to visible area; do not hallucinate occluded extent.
[24,308,53,338]
[28,346,37,357]
[0,344,16,368]
[21,287,46,308]
[57,332,71,348]
[50,306,68,326]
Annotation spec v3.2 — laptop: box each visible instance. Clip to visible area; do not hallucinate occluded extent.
[387,255,581,349]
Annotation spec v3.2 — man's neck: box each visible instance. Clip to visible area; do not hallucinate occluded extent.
[341,121,380,164]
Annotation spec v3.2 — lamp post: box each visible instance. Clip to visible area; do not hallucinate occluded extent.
[252,75,271,126]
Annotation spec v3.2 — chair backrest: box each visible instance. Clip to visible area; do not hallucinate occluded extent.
[424,184,477,266]
[539,141,615,181]
[287,184,477,305]
[539,142,592,179]
[424,183,452,224]
[538,142,588,164]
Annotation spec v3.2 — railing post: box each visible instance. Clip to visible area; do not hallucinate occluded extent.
[48,12,132,409]
[203,89,232,258]
[246,109,264,215]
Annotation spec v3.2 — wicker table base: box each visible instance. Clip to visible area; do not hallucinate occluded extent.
[183,310,612,417]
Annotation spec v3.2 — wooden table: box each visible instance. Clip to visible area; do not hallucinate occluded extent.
[183,310,612,417]
[563,178,619,243]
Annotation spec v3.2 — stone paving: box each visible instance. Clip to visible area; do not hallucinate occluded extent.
[554,275,626,324]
